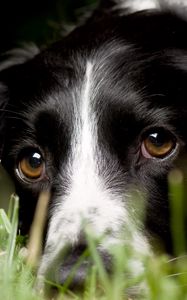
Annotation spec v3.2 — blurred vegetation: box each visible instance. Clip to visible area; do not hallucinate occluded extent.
[0,175,187,300]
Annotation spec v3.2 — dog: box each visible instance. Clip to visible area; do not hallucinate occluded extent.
[0,0,187,294]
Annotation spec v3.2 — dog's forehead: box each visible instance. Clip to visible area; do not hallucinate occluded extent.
[22,42,178,133]
[28,51,176,156]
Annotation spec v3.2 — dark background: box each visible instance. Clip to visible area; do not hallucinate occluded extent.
[0,0,98,53]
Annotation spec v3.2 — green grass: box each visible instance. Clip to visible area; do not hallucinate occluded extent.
[0,170,187,300]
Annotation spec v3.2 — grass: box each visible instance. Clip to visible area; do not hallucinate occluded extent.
[0,170,187,300]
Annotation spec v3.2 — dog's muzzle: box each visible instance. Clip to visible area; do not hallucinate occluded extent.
[42,242,112,292]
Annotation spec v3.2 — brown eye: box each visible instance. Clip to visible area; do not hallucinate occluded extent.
[141,129,176,159]
[17,150,45,182]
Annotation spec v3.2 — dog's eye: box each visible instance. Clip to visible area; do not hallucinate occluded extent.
[17,150,45,182]
[141,129,176,159]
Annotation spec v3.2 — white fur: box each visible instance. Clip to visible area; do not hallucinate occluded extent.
[115,0,160,12]
[114,0,187,13]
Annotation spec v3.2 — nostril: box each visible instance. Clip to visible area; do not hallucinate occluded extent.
[71,243,88,257]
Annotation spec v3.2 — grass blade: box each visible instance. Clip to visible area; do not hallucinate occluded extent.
[0,208,11,234]
[6,194,19,269]
[85,228,111,299]
[168,169,186,255]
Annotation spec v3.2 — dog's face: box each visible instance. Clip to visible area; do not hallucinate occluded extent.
[1,0,187,289]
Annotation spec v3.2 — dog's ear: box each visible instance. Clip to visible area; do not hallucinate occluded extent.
[99,0,160,12]
[0,82,9,156]
[99,0,187,14]
[0,43,39,72]
[0,44,40,157]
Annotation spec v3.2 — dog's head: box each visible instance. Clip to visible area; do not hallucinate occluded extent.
[0,0,187,290]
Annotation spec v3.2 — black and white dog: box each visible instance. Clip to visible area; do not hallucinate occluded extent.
[0,0,187,290]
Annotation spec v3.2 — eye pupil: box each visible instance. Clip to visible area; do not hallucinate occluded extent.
[148,132,169,148]
[28,153,42,169]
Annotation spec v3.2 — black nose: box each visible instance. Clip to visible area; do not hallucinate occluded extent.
[58,243,91,290]
[55,243,112,291]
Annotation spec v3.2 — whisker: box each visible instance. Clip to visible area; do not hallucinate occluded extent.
[167,255,187,263]
[6,116,26,121]
[0,108,24,116]
[166,272,187,278]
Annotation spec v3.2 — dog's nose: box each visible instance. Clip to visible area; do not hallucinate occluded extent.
[56,243,112,290]
[57,243,91,289]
